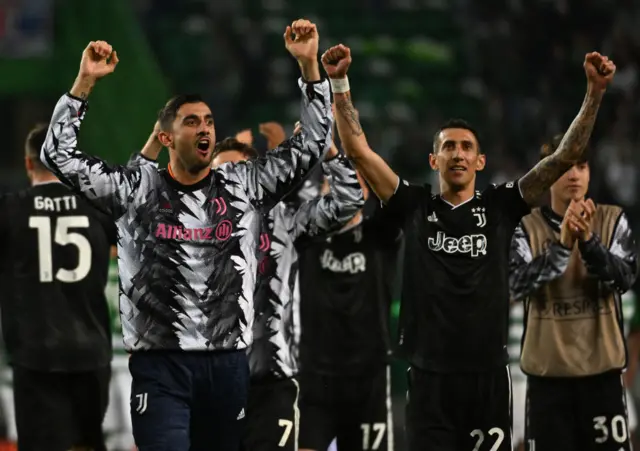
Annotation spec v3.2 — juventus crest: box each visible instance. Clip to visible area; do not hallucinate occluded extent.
[472,207,487,228]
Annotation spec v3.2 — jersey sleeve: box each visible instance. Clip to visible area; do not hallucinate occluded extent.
[578,211,638,294]
[487,179,531,227]
[289,154,364,239]
[126,152,160,169]
[40,94,152,219]
[380,178,428,229]
[509,222,572,301]
[231,79,333,210]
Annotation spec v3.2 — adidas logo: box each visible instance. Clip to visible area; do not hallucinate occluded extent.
[237,408,245,420]
[427,212,438,223]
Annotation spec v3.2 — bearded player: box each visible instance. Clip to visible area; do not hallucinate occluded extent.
[321,43,615,450]
[39,18,333,450]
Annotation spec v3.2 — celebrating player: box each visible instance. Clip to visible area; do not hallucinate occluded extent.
[39,18,333,450]
[0,124,115,451]
[509,136,637,451]
[296,174,401,451]
[321,43,615,449]
[210,119,363,450]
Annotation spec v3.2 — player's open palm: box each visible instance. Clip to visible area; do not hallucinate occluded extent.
[321,44,352,79]
[79,41,119,80]
[584,52,616,91]
[284,19,319,62]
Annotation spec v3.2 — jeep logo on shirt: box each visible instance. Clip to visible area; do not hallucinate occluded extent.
[428,231,488,257]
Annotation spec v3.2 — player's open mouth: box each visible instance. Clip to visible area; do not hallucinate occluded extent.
[196,139,211,155]
[449,166,467,172]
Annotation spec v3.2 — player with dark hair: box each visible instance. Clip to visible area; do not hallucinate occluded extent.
[321,42,615,450]
[296,170,402,451]
[207,125,363,451]
[39,18,332,451]
[509,135,637,451]
[0,123,115,451]
[212,137,260,162]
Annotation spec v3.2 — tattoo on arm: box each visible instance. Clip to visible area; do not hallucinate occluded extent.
[519,89,603,206]
[334,93,364,136]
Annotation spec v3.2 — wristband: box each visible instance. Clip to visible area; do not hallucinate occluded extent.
[330,77,350,94]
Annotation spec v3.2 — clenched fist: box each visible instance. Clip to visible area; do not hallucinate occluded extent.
[584,52,616,91]
[259,122,287,149]
[78,41,119,81]
[321,44,352,79]
[284,19,319,63]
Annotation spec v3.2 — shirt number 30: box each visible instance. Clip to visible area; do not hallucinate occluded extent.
[593,415,628,444]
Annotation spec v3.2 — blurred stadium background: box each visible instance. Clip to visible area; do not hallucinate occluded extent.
[1,0,640,449]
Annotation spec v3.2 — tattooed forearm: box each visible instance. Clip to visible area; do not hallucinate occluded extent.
[519,88,604,206]
[69,76,96,100]
[334,92,364,136]
[331,91,399,202]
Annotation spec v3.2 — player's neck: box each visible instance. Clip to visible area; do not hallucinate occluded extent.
[168,162,210,186]
[30,172,59,186]
[439,184,475,206]
[550,195,584,217]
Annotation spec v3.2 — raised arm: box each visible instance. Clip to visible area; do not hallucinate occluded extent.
[127,121,163,168]
[290,151,364,239]
[509,223,572,301]
[518,52,616,206]
[40,41,149,218]
[237,20,332,209]
[321,44,399,203]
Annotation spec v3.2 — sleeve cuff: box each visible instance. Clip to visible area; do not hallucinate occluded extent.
[324,152,340,162]
[553,241,574,257]
[65,92,88,104]
[138,153,157,163]
[578,233,600,253]
[299,76,327,85]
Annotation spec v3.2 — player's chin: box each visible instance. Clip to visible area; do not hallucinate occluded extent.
[189,157,213,174]
[444,171,472,187]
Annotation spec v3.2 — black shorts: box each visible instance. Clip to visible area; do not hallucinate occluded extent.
[243,377,300,451]
[406,365,512,451]
[13,365,110,451]
[526,371,631,451]
[129,350,249,451]
[299,365,392,451]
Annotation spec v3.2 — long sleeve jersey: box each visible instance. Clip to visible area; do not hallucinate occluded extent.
[250,154,364,380]
[40,78,333,352]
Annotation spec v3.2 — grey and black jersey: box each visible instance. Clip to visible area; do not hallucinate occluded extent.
[509,206,638,301]
[40,78,333,352]
[250,154,364,380]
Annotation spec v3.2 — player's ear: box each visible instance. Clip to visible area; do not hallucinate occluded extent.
[476,153,486,171]
[157,130,172,148]
[429,152,439,171]
[24,156,34,173]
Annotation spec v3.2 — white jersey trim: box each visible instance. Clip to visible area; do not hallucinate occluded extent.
[507,365,514,451]
[292,377,301,450]
[386,364,394,451]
